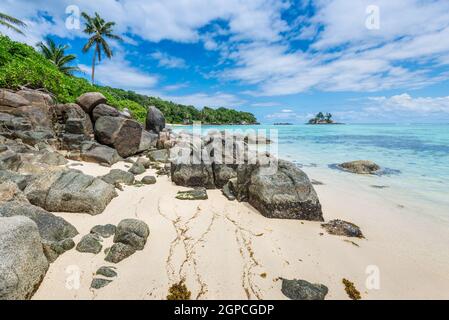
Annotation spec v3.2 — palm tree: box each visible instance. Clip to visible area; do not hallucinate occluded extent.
[0,12,26,35]
[81,12,122,84]
[37,38,80,75]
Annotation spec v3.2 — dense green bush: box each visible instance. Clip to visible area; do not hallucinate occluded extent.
[0,36,257,124]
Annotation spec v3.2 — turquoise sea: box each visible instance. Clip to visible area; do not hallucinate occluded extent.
[172,123,449,219]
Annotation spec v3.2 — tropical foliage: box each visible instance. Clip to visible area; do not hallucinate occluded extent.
[0,12,26,35]
[37,38,80,75]
[0,36,257,125]
[81,12,122,84]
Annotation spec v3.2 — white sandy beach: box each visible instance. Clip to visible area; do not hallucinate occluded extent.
[33,159,449,300]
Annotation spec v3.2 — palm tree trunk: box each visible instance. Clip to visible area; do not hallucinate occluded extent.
[91,47,96,84]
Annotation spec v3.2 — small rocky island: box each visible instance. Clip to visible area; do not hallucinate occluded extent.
[307,112,343,125]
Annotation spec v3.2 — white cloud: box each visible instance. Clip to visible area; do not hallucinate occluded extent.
[78,56,158,90]
[150,51,186,69]
[365,94,449,114]
[251,101,282,107]
[220,0,449,96]
[2,0,449,103]
[163,92,244,108]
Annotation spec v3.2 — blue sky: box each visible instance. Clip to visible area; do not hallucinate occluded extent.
[1,0,449,123]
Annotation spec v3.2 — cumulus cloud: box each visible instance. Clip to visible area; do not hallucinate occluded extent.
[2,0,449,112]
[78,55,158,90]
[162,92,244,108]
[150,51,186,69]
[365,94,449,114]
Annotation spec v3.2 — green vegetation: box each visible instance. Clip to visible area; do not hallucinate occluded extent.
[308,112,334,124]
[81,12,122,84]
[0,35,257,125]
[37,38,80,75]
[0,12,26,35]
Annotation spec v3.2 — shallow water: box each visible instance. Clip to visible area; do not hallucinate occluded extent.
[172,124,449,220]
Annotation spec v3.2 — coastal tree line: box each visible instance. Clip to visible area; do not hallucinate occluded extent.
[0,11,257,125]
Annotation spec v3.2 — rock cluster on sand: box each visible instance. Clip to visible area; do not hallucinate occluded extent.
[105,219,150,263]
[339,160,380,174]
[0,88,169,299]
[169,132,323,221]
[281,278,329,300]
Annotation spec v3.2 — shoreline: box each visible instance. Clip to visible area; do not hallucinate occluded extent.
[32,158,449,300]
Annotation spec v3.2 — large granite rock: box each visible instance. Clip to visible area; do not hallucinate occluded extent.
[0,170,32,190]
[80,141,121,165]
[92,104,120,122]
[145,106,165,133]
[55,103,93,150]
[243,160,323,221]
[76,92,106,114]
[339,160,380,174]
[0,216,49,300]
[0,89,29,108]
[171,163,215,189]
[138,130,158,152]
[0,201,78,262]
[16,89,53,107]
[0,181,29,203]
[24,169,117,215]
[94,116,143,158]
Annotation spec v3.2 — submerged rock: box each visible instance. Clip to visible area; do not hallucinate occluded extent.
[0,216,49,300]
[176,188,208,200]
[281,278,328,300]
[339,160,380,174]
[321,219,364,238]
